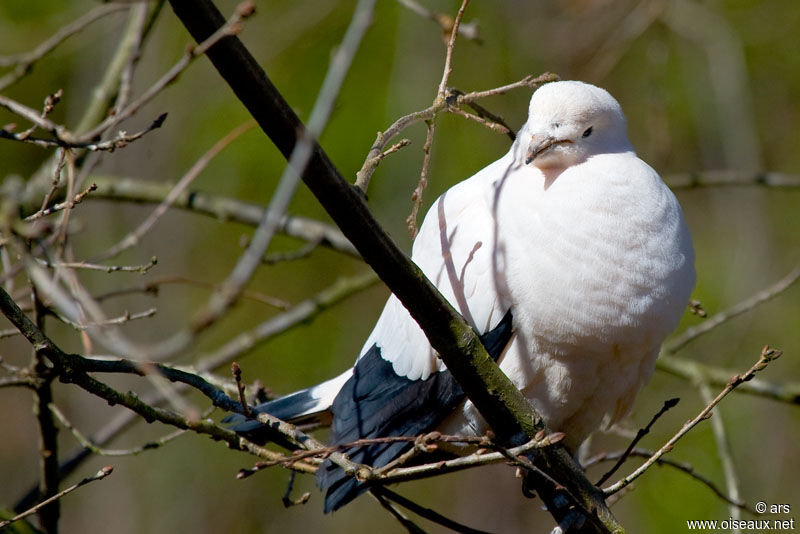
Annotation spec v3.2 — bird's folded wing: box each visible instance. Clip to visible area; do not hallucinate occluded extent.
[318,157,517,512]
[358,155,515,381]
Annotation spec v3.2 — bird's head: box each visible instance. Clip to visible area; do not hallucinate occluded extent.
[519,81,634,170]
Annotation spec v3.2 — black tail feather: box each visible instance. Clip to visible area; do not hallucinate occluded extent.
[224,386,329,445]
[318,310,514,512]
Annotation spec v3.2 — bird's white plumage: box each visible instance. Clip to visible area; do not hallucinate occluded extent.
[359,80,694,449]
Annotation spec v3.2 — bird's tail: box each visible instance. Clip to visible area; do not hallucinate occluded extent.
[223,369,351,442]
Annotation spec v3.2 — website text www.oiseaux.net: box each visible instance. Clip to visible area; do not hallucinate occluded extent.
[686,518,795,531]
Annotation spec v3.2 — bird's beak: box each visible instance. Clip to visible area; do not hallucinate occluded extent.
[525,134,570,165]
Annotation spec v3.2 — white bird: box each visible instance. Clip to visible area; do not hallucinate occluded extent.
[227,80,695,512]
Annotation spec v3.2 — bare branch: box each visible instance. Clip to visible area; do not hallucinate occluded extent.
[53,307,157,331]
[49,403,187,457]
[436,0,470,100]
[0,466,114,530]
[96,120,256,261]
[353,72,557,193]
[92,275,290,310]
[371,490,428,534]
[193,270,379,369]
[0,93,64,139]
[0,4,129,89]
[231,362,252,417]
[595,398,679,486]
[30,284,61,534]
[585,448,754,513]
[373,487,492,534]
[453,72,560,106]
[186,0,376,340]
[406,120,435,239]
[698,382,742,524]
[0,376,35,388]
[354,139,411,189]
[0,111,168,151]
[32,147,68,218]
[446,105,512,135]
[396,0,481,43]
[77,3,254,143]
[84,175,359,258]
[281,472,311,508]
[27,182,96,223]
[36,256,157,274]
[657,354,800,405]
[605,345,782,495]
[666,263,800,354]
[0,282,314,470]
[11,270,376,505]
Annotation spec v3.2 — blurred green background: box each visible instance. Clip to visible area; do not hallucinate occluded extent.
[1,0,799,532]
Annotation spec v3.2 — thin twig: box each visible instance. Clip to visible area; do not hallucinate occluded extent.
[0,4,129,89]
[463,99,515,140]
[19,1,163,207]
[585,448,754,513]
[187,0,376,345]
[77,2,254,142]
[281,471,310,508]
[17,89,64,141]
[53,307,157,331]
[657,354,800,405]
[666,264,800,354]
[354,139,411,188]
[698,382,742,526]
[30,282,61,533]
[86,175,360,258]
[595,398,679,486]
[447,105,512,135]
[112,3,149,116]
[92,275,290,310]
[36,256,158,274]
[0,328,23,339]
[231,362,252,417]
[605,345,782,495]
[0,93,64,140]
[0,283,313,471]
[406,120,436,239]
[192,270,379,369]
[374,487,494,534]
[0,466,114,530]
[261,239,320,265]
[0,376,36,388]
[353,72,557,193]
[395,0,481,43]
[50,403,186,457]
[371,490,428,534]
[26,183,97,222]
[95,120,256,261]
[0,109,167,151]
[35,147,68,214]
[436,0,470,100]
[453,72,559,105]
[379,434,561,485]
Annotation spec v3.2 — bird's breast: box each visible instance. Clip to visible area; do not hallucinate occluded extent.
[492,156,694,357]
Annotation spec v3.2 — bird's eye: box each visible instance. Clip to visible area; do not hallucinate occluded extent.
[582,127,593,138]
